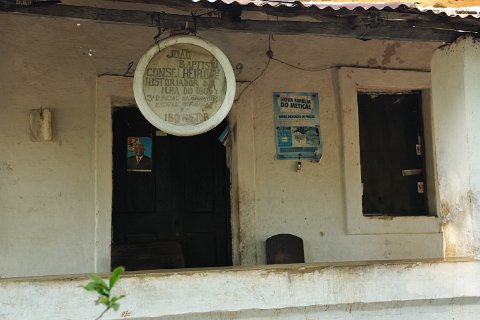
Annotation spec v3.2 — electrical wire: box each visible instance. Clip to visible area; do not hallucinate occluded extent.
[234,58,271,103]
[271,57,334,72]
[234,55,336,102]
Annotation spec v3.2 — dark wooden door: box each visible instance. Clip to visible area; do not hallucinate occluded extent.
[111,107,231,270]
[358,92,427,216]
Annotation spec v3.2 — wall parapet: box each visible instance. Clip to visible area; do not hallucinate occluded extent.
[1,260,478,319]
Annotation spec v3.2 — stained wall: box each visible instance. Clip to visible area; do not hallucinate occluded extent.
[0,11,444,277]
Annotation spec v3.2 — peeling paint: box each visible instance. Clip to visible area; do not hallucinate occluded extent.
[0,161,13,173]
[121,310,131,317]
[438,192,472,223]
[439,192,475,257]
[381,43,401,65]
[439,201,463,223]
[0,161,19,190]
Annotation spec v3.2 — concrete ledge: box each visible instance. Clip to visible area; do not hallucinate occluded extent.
[146,297,480,320]
[1,260,479,319]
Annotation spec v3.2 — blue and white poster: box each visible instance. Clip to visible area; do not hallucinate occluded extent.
[274,92,322,161]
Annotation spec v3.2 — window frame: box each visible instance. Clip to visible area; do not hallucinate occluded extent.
[338,67,441,235]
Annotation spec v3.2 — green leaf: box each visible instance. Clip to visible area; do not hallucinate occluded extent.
[97,296,110,306]
[99,289,110,298]
[110,295,125,303]
[89,274,108,288]
[82,270,126,318]
[109,266,125,289]
[82,282,98,291]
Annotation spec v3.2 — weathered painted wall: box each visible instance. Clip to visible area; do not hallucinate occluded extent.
[0,11,445,278]
[1,261,479,320]
[431,36,480,258]
[243,61,443,264]
[0,18,95,277]
[0,15,153,277]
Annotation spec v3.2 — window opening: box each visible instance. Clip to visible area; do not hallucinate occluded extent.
[358,92,428,216]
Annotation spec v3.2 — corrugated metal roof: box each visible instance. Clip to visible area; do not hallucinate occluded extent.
[416,6,480,18]
[191,0,480,18]
[193,1,409,10]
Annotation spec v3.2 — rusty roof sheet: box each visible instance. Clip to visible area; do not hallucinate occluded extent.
[194,1,409,9]
[191,0,480,18]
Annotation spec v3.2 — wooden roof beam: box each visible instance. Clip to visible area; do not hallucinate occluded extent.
[0,2,478,43]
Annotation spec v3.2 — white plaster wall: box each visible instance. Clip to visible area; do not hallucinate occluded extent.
[0,12,444,277]
[462,38,480,259]
[0,15,154,277]
[431,36,480,258]
[0,17,96,277]
[1,261,479,320]
[246,41,443,264]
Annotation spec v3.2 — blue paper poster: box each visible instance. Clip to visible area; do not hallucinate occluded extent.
[273,92,322,161]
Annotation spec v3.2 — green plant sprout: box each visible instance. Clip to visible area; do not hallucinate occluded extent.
[82,266,126,320]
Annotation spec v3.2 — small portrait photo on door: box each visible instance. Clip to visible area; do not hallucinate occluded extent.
[127,137,153,172]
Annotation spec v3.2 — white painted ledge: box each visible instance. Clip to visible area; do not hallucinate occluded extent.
[1,260,479,320]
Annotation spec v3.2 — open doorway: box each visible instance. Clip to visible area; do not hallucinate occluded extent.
[111,107,232,271]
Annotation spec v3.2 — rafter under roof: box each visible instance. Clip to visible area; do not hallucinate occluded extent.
[1,0,480,42]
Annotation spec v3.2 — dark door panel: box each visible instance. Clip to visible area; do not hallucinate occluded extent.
[112,107,231,271]
[184,233,218,267]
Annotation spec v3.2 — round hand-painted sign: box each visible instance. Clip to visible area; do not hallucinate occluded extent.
[133,36,235,136]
